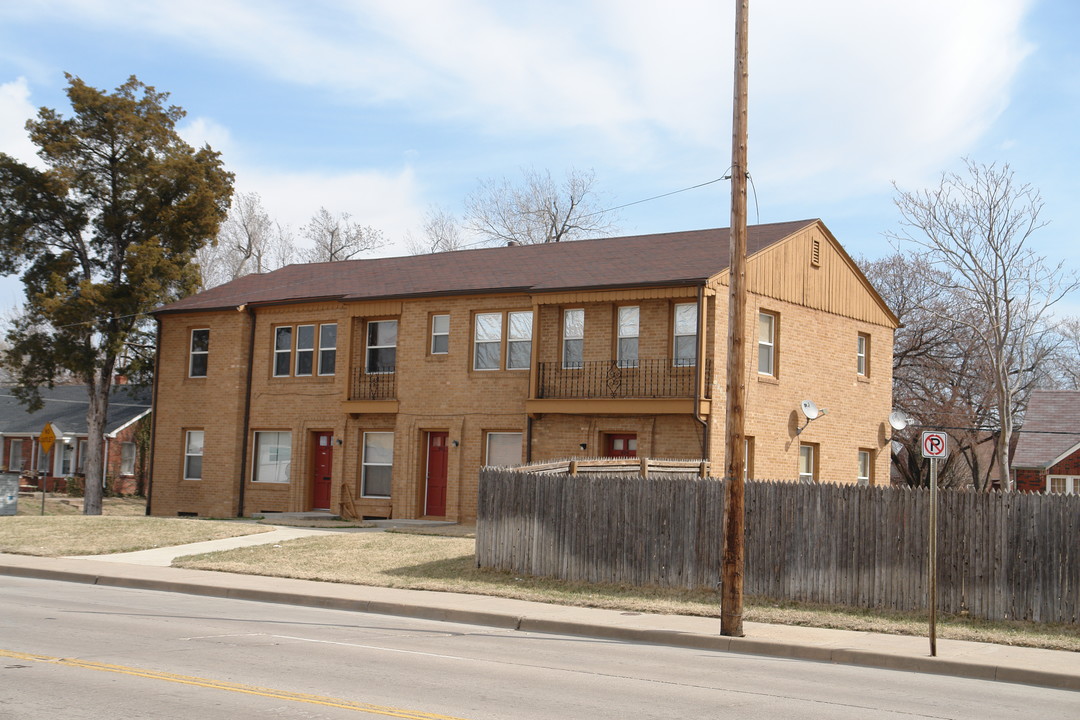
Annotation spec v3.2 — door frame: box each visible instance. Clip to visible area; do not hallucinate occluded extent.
[604,433,638,458]
[423,431,450,517]
[310,430,334,511]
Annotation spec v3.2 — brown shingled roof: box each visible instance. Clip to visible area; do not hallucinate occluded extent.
[1012,390,1080,468]
[156,219,818,314]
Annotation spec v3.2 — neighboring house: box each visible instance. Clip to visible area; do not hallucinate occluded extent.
[1012,389,1080,494]
[0,384,152,494]
[149,219,899,521]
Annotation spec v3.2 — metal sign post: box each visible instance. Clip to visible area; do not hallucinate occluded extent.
[921,430,948,657]
[37,422,59,516]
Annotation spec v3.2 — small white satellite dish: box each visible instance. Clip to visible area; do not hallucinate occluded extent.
[888,411,911,431]
[800,400,820,420]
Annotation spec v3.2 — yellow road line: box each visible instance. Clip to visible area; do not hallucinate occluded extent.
[1,648,471,719]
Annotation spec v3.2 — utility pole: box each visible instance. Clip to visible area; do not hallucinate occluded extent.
[721,0,749,638]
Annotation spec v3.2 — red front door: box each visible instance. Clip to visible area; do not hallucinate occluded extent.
[312,432,333,510]
[425,432,449,516]
[605,434,637,458]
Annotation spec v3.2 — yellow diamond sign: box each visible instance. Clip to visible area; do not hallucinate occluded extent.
[39,422,57,455]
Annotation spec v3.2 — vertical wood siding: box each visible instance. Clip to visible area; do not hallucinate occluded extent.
[476,470,1080,623]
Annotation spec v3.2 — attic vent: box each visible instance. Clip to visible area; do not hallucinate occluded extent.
[810,238,821,267]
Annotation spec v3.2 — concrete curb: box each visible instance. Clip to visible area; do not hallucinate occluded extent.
[3,559,1078,692]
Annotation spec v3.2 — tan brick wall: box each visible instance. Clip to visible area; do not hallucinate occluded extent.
[151,270,895,521]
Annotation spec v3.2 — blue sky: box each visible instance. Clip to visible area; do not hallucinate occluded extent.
[1,0,1077,312]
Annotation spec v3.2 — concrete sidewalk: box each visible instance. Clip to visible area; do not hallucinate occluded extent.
[1,531,1077,693]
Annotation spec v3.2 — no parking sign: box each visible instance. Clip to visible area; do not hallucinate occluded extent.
[921,431,948,459]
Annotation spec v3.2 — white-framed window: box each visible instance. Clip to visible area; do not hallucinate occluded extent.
[474,313,501,370]
[61,442,74,475]
[857,449,872,486]
[120,442,136,476]
[485,432,523,467]
[361,432,394,497]
[673,303,697,366]
[295,324,315,376]
[77,439,87,474]
[184,431,204,480]
[1047,476,1078,495]
[507,311,533,370]
[253,431,291,483]
[189,328,209,377]
[9,439,23,472]
[431,314,450,355]
[273,326,292,377]
[318,323,337,375]
[617,306,639,368]
[366,320,397,373]
[563,308,584,369]
[758,311,777,376]
[799,443,816,483]
[37,442,51,473]
[857,333,869,376]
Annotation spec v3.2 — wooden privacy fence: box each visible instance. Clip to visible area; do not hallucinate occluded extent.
[475,470,1080,623]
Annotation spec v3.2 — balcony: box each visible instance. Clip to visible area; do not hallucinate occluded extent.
[343,366,398,415]
[537,358,713,400]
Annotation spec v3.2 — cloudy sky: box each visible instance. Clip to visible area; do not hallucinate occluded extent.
[0,0,1077,310]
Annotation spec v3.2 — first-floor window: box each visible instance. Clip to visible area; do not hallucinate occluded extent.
[799,443,816,483]
[857,449,871,485]
[362,432,394,497]
[120,442,136,476]
[184,431,204,480]
[254,431,291,483]
[9,439,23,472]
[1048,476,1077,495]
[485,432,523,467]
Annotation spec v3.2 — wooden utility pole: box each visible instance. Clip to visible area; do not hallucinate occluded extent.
[721,0,749,638]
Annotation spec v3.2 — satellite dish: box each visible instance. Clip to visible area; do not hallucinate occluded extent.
[800,400,820,420]
[888,411,910,431]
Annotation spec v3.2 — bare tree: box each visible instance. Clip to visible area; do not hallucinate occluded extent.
[300,207,386,263]
[1045,317,1080,390]
[405,206,467,255]
[887,160,1079,491]
[197,192,297,289]
[464,167,619,245]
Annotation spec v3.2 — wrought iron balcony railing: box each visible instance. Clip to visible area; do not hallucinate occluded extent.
[350,366,396,400]
[537,358,712,400]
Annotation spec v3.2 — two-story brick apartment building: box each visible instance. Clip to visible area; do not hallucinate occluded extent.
[148,219,898,521]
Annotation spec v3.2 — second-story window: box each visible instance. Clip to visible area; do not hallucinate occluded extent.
[563,309,584,369]
[474,313,501,370]
[295,324,315,376]
[758,311,777,376]
[274,327,292,377]
[366,320,397,373]
[618,306,639,368]
[857,332,870,376]
[431,314,450,355]
[189,329,209,377]
[674,303,697,366]
[507,311,532,370]
[318,324,337,375]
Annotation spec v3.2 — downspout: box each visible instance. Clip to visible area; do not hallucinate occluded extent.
[693,284,710,463]
[146,316,163,515]
[236,305,257,517]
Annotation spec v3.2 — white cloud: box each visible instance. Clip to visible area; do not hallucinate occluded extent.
[236,164,425,257]
[0,77,41,166]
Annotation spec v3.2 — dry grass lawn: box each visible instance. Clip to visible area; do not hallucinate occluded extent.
[173,532,1080,652]
[0,516,271,556]
[15,494,148,516]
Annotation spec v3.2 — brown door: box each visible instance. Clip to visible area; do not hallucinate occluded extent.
[312,432,333,510]
[425,432,449,516]
[605,433,637,458]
